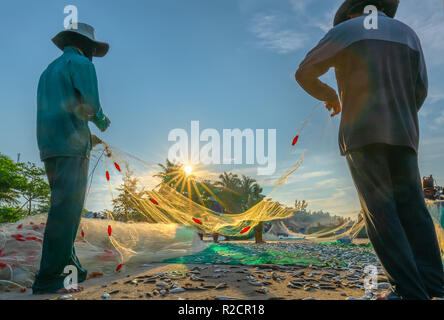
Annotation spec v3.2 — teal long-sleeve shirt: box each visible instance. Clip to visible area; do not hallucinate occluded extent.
[37,46,107,161]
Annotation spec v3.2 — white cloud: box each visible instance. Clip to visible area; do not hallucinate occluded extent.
[428,91,444,104]
[289,0,312,13]
[248,13,309,54]
[397,0,444,67]
[315,177,343,188]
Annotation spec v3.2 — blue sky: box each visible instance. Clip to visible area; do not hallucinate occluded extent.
[0,0,443,216]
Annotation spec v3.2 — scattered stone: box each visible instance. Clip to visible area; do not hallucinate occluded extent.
[377,282,391,290]
[213,296,234,300]
[190,275,204,281]
[248,280,265,286]
[215,283,228,290]
[255,287,269,294]
[169,287,186,294]
[109,290,120,295]
[155,281,168,288]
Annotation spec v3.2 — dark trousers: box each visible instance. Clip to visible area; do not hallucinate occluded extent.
[346,144,444,299]
[32,157,89,294]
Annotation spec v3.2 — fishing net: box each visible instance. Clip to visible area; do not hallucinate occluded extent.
[1,103,324,289]
[1,101,443,290]
[0,215,206,289]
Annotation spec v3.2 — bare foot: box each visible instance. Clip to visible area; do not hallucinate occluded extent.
[56,286,84,294]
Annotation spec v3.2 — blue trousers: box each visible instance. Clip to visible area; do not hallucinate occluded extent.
[32,157,88,294]
[346,144,444,299]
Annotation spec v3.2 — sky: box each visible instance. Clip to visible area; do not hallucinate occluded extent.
[0,0,443,216]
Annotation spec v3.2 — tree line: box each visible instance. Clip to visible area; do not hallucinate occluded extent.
[112,159,266,222]
[0,153,50,223]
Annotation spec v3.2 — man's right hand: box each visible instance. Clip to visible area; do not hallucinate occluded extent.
[324,100,341,117]
[91,134,103,148]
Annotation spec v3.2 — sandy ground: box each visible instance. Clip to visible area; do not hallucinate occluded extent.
[0,263,368,300]
[0,239,385,300]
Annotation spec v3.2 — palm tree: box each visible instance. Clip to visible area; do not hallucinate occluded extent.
[155,159,213,205]
[214,172,242,213]
[216,172,240,190]
[154,159,183,187]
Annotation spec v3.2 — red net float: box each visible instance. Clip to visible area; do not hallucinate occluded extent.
[25,236,37,241]
[81,230,85,238]
[107,225,112,237]
[116,263,124,272]
[0,262,7,268]
[17,224,23,229]
[104,249,113,254]
[192,218,202,225]
[20,288,27,293]
[149,198,158,205]
[11,234,23,239]
[106,171,110,181]
[114,162,121,172]
[240,226,251,234]
[292,135,299,146]
[0,249,3,257]
[16,238,25,242]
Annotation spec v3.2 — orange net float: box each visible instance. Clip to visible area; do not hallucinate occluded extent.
[240,226,251,234]
[292,135,299,146]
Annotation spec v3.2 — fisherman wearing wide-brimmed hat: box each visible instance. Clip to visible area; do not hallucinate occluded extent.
[296,0,444,300]
[33,23,111,294]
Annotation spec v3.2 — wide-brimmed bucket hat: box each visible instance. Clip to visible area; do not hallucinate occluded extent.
[52,22,109,57]
[334,0,400,26]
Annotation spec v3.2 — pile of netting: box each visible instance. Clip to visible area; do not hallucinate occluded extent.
[273,201,444,257]
[0,215,206,289]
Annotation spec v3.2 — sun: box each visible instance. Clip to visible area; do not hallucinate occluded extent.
[183,165,193,176]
